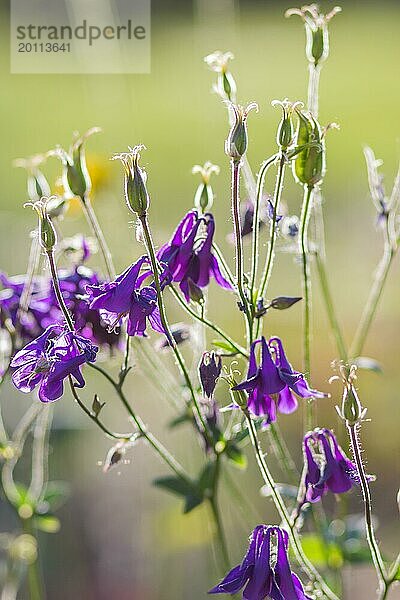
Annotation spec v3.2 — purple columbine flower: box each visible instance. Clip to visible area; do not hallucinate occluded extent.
[86,256,163,337]
[302,429,359,503]
[209,525,311,599]
[56,265,121,350]
[232,337,326,424]
[158,210,232,301]
[11,324,97,402]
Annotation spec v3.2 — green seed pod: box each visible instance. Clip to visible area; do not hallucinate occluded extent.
[293,110,325,186]
[113,145,150,217]
[308,26,326,65]
[27,169,51,203]
[27,199,57,251]
[341,384,363,427]
[192,162,219,213]
[54,127,100,199]
[187,279,204,304]
[225,103,258,161]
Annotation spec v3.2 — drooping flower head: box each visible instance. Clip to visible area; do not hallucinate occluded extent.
[199,351,222,398]
[11,324,97,403]
[158,210,232,302]
[302,428,361,503]
[209,525,311,599]
[86,255,163,337]
[232,336,326,424]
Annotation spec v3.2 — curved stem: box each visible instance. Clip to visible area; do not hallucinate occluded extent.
[299,185,314,430]
[211,243,236,289]
[46,251,74,332]
[230,159,252,342]
[315,252,348,362]
[168,284,248,358]
[89,362,190,482]
[80,194,116,280]
[267,422,299,485]
[347,424,388,596]
[258,155,286,318]
[349,244,395,359]
[209,455,230,573]
[244,411,339,600]
[250,154,278,302]
[139,214,213,448]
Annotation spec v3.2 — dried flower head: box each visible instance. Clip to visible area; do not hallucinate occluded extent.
[192,162,220,212]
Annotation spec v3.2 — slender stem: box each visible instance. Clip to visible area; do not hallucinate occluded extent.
[349,244,395,359]
[209,455,230,573]
[244,411,339,600]
[46,251,74,331]
[28,407,52,503]
[230,159,252,341]
[68,377,131,440]
[267,422,299,485]
[315,252,348,362]
[211,242,236,289]
[307,64,321,118]
[168,284,248,358]
[250,154,278,302]
[347,424,388,596]
[139,214,213,447]
[89,362,191,482]
[299,185,314,430]
[258,155,286,307]
[80,194,116,280]
[22,518,45,600]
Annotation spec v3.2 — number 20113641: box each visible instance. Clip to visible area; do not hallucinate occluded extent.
[17,42,71,53]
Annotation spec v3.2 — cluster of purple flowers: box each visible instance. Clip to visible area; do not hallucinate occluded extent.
[11,324,97,402]
[302,428,359,502]
[233,336,326,424]
[210,525,311,599]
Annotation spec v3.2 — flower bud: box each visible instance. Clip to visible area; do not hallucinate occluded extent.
[112,145,149,217]
[204,51,237,102]
[293,110,325,186]
[270,296,302,310]
[192,162,220,212]
[26,198,57,252]
[285,5,341,67]
[14,154,51,203]
[199,351,222,398]
[53,128,100,199]
[272,99,302,151]
[225,103,258,161]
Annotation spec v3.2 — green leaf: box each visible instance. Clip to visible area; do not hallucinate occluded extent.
[212,339,237,354]
[225,444,247,469]
[153,476,195,498]
[168,413,192,429]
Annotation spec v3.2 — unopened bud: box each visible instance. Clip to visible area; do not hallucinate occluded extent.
[26,198,57,251]
[270,296,302,310]
[225,103,258,161]
[192,162,220,212]
[285,5,341,67]
[54,128,100,199]
[199,351,222,398]
[272,99,302,151]
[112,145,149,217]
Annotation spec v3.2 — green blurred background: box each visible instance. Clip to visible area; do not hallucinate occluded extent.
[0,1,399,598]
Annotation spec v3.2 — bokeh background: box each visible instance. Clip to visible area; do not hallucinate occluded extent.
[0,0,399,598]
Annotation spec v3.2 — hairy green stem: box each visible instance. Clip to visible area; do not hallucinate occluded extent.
[347,424,388,597]
[250,154,278,302]
[46,251,74,332]
[230,159,252,342]
[245,411,339,600]
[299,185,314,430]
